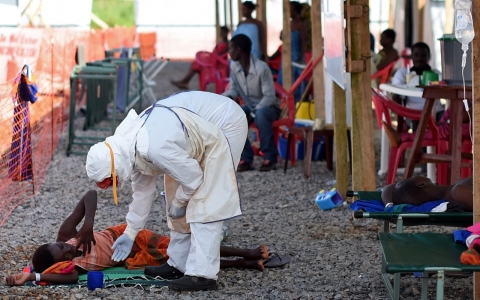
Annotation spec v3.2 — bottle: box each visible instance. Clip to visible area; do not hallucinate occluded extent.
[454,0,475,67]
[455,0,475,45]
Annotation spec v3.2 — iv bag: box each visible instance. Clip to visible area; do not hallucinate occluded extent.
[455,0,475,45]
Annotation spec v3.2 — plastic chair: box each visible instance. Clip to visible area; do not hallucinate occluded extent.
[371,88,447,184]
[371,59,398,84]
[195,51,229,92]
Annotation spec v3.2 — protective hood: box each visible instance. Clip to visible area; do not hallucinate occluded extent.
[86,109,144,187]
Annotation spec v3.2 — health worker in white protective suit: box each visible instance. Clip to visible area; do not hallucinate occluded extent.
[84,91,248,291]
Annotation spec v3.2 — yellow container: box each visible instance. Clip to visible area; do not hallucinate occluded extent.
[295,101,315,120]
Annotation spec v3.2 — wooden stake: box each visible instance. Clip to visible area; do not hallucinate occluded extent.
[349,0,376,190]
[333,82,348,200]
[282,0,292,91]
[472,1,480,297]
[311,0,325,122]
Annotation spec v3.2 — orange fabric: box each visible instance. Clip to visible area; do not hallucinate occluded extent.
[106,224,170,270]
[461,247,480,265]
[42,261,76,275]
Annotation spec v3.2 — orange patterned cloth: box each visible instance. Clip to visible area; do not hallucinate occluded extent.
[460,247,480,265]
[107,224,170,270]
[65,224,170,270]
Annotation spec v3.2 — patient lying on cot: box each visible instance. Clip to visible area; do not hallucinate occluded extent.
[381,176,473,212]
[5,190,269,286]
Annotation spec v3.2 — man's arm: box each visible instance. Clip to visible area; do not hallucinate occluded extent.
[56,190,97,243]
[255,65,277,110]
[125,172,158,238]
[222,70,240,100]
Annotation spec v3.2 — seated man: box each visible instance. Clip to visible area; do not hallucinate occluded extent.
[5,190,270,286]
[381,176,473,212]
[223,34,280,172]
[391,42,444,127]
[171,26,230,90]
[375,29,399,71]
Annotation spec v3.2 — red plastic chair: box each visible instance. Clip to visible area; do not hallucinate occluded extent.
[195,51,229,92]
[371,88,448,184]
[371,59,398,84]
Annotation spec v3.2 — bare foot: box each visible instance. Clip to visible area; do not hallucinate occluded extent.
[170,80,189,90]
[246,244,269,259]
[243,259,265,271]
[382,121,402,147]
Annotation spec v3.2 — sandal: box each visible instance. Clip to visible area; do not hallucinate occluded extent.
[259,160,276,172]
[237,161,253,172]
[263,252,291,268]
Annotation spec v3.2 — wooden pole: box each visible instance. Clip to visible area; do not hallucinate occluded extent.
[444,0,454,34]
[472,1,480,297]
[229,0,234,32]
[282,0,292,91]
[256,0,267,58]
[238,0,243,25]
[311,0,325,126]
[349,0,376,190]
[388,0,395,28]
[224,0,227,26]
[418,0,426,41]
[216,0,221,43]
[333,82,348,200]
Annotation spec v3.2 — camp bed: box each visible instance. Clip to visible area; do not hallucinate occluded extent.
[349,191,473,233]
[379,232,479,300]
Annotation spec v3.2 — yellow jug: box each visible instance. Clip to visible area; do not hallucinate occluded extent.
[295,101,315,120]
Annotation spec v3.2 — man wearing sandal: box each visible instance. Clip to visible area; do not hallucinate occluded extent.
[223,34,280,172]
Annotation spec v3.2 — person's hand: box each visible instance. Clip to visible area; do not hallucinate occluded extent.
[76,222,96,255]
[111,234,134,262]
[6,273,31,286]
[168,198,188,219]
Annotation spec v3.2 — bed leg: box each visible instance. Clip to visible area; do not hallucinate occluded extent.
[421,271,428,300]
[396,216,403,233]
[393,273,400,300]
[436,270,444,300]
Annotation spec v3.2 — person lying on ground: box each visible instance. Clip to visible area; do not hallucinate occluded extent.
[381,176,473,211]
[171,26,230,90]
[5,190,269,286]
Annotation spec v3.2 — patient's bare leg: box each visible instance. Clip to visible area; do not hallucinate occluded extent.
[220,259,265,271]
[220,245,268,259]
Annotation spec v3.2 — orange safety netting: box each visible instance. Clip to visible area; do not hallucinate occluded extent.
[0,27,136,226]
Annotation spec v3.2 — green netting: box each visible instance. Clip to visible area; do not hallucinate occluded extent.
[379,232,480,273]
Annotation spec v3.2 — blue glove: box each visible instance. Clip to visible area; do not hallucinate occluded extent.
[168,198,187,219]
[111,234,134,262]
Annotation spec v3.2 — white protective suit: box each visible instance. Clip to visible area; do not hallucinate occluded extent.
[86,91,248,279]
